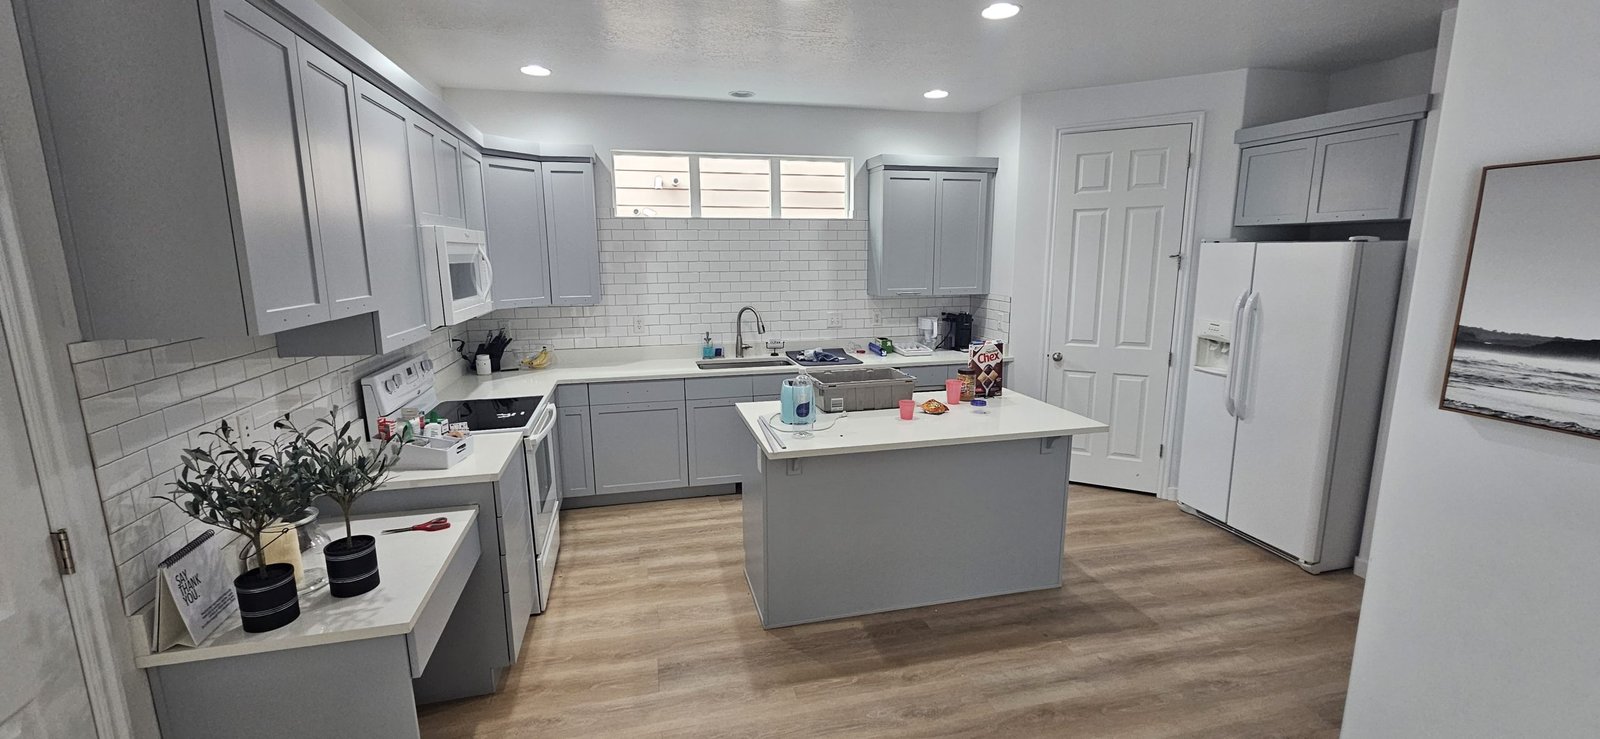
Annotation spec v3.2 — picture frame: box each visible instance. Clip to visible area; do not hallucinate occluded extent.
[1439,154,1600,440]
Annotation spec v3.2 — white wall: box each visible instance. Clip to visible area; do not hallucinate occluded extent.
[1327,48,1437,110]
[312,0,444,96]
[441,89,979,213]
[977,97,1022,298]
[1343,1,1600,735]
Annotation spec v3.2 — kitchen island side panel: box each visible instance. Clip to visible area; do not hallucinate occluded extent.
[754,437,1072,628]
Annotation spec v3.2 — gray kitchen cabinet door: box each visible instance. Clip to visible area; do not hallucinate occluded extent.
[871,171,937,296]
[1306,121,1416,223]
[932,172,990,295]
[590,401,689,495]
[556,404,596,498]
[460,147,487,231]
[900,364,955,391]
[295,40,374,319]
[434,135,466,225]
[208,0,331,333]
[352,79,432,350]
[688,397,759,487]
[483,157,552,308]
[543,163,602,306]
[1233,139,1316,226]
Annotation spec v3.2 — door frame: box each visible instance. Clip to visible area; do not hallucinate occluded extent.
[1,3,160,734]
[1040,112,1206,500]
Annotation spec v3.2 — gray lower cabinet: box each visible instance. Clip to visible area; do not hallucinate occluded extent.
[589,400,690,495]
[901,364,959,391]
[866,157,997,298]
[687,397,759,486]
[556,404,596,497]
[1233,139,1317,225]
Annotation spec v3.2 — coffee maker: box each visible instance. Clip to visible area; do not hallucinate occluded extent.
[941,312,973,350]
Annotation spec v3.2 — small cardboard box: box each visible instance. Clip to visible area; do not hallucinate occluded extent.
[969,340,1004,397]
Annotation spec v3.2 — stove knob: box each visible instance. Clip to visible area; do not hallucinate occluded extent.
[390,373,403,387]
[420,358,434,371]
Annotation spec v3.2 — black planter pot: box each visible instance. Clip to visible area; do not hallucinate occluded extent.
[325,534,380,598]
[234,563,300,633]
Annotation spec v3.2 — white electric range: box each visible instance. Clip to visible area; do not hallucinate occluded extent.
[359,356,562,614]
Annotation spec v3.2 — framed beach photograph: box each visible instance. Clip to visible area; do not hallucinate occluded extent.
[1441,154,1600,439]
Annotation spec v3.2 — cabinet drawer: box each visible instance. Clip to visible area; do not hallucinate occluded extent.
[686,375,756,400]
[590,379,685,405]
[555,384,589,407]
[753,374,787,400]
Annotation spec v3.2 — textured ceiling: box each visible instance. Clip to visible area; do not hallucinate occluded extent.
[334,0,1449,112]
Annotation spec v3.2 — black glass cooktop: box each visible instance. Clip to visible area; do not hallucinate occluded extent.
[430,396,543,432]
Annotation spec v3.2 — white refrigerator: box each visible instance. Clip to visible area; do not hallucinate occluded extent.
[1176,240,1404,573]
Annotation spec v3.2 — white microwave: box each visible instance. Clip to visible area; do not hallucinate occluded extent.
[426,225,493,326]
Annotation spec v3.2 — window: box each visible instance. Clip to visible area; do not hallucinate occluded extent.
[613,151,851,219]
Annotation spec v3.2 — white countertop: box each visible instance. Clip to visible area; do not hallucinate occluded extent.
[735,390,1108,460]
[438,346,995,402]
[377,432,523,491]
[379,346,1008,487]
[135,506,479,668]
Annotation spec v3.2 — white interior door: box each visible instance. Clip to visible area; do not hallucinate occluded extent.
[0,319,95,736]
[1046,124,1191,493]
[1225,243,1358,560]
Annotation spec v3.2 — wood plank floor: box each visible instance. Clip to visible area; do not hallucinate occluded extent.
[419,487,1363,737]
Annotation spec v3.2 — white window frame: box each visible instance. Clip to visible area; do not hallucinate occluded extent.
[612,150,853,219]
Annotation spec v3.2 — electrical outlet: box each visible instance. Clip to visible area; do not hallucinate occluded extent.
[631,317,647,335]
[232,412,258,445]
[870,310,885,328]
[826,312,843,329]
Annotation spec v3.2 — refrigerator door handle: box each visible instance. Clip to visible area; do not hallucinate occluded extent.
[1225,289,1250,417]
[1234,292,1262,419]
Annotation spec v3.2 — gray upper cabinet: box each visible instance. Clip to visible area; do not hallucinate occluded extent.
[1233,96,1428,226]
[276,79,433,356]
[210,1,332,334]
[295,39,375,319]
[590,400,690,495]
[866,156,998,298]
[460,147,487,231]
[872,171,937,296]
[433,135,466,225]
[1233,140,1316,226]
[1306,121,1416,222]
[543,163,603,306]
[483,158,552,309]
[932,172,990,295]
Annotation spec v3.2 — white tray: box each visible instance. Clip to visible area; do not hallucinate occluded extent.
[392,435,474,470]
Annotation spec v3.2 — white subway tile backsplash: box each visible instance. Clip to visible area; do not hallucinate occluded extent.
[134,376,182,414]
[73,360,110,397]
[81,386,141,432]
[103,350,155,390]
[116,412,168,454]
[87,427,122,465]
[68,340,127,363]
[176,366,217,399]
[162,398,206,436]
[150,342,194,376]
[96,450,152,500]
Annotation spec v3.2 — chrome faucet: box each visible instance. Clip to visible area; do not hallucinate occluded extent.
[735,306,766,358]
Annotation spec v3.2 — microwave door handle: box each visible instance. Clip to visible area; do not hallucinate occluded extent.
[1225,289,1249,417]
[525,403,558,446]
[477,244,494,297]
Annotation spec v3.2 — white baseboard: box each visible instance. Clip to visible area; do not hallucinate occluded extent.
[1353,555,1369,579]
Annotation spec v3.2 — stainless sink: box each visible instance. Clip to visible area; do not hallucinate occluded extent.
[696,357,795,370]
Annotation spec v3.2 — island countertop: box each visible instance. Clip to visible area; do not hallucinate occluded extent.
[735,390,1108,460]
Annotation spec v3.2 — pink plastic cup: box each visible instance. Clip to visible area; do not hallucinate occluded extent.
[899,399,915,420]
[945,378,962,404]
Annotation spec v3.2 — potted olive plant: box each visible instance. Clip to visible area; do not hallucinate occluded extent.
[158,420,312,633]
[280,412,399,598]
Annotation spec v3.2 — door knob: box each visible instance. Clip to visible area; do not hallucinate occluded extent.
[1050,352,1063,362]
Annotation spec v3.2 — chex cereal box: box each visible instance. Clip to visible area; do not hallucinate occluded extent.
[968,340,1004,397]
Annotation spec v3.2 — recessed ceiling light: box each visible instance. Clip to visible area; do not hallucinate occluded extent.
[519,64,552,77]
[924,89,949,99]
[730,90,756,98]
[981,3,1021,20]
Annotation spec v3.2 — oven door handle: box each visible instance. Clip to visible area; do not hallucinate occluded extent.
[524,402,558,447]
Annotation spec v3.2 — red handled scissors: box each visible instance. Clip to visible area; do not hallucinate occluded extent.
[381,516,451,534]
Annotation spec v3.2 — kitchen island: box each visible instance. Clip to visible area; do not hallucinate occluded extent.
[735,391,1107,628]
